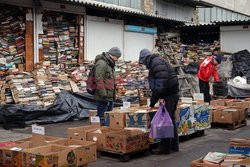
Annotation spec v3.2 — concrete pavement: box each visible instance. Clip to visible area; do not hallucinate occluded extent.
[0,119,249,167]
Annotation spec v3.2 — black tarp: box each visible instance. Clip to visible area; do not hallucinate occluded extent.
[231,50,250,78]
[0,91,138,129]
[0,91,97,128]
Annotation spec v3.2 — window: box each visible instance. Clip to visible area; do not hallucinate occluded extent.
[93,0,142,9]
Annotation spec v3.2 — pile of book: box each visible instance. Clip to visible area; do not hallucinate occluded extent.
[47,65,72,93]
[41,12,79,66]
[183,40,221,64]
[0,5,25,67]
[7,72,43,106]
[115,61,149,99]
[0,60,151,106]
[191,152,247,167]
[70,63,93,93]
[34,66,56,106]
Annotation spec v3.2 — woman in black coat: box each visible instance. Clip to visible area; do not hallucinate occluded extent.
[139,49,180,154]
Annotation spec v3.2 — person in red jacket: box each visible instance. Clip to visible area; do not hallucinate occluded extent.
[197,53,222,103]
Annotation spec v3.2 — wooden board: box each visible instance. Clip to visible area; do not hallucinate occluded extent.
[77,15,84,63]
[25,34,34,72]
[25,21,34,72]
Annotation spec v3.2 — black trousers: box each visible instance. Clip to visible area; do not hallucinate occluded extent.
[199,79,211,103]
[160,93,180,153]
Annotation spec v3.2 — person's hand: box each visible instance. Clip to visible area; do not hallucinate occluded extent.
[159,99,165,105]
[209,78,214,83]
[147,106,154,111]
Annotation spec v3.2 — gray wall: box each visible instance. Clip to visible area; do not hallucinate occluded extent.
[220,26,250,53]
[155,0,193,22]
[201,0,250,16]
[199,7,250,24]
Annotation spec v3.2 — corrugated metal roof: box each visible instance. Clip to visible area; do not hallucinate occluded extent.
[213,19,250,25]
[179,19,250,28]
[61,0,187,23]
[179,23,216,27]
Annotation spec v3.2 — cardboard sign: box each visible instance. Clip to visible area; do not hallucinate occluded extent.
[90,117,100,123]
[123,102,131,108]
[31,125,46,147]
[193,93,204,101]
[181,97,193,104]
[32,125,45,135]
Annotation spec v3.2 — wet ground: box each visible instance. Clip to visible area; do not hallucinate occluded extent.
[0,118,249,167]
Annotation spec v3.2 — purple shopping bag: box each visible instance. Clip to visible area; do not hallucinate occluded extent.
[149,104,174,139]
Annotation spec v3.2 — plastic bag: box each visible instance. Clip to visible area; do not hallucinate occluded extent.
[184,62,199,74]
[149,104,174,139]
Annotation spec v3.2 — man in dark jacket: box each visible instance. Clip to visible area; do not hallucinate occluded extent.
[139,49,180,154]
[94,47,121,125]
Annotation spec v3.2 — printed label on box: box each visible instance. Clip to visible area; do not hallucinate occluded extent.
[193,93,204,101]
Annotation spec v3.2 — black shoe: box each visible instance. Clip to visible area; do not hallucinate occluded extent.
[151,148,170,155]
[171,148,179,152]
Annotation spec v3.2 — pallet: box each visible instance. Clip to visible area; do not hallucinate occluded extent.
[211,119,247,130]
[97,148,150,162]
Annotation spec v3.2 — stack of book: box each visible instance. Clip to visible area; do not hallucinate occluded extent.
[115,61,149,99]
[34,67,56,106]
[0,6,25,67]
[41,12,79,66]
[47,65,72,93]
[8,72,43,106]
[70,63,93,93]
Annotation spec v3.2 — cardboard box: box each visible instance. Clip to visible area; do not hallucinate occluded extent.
[126,110,155,129]
[107,111,126,128]
[50,139,96,166]
[236,157,250,166]
[68,125,99,141]
[0,141,16,148]
[86,127,123,151]
[191,156,247,167]
[210,99,228,106]
[15,136,62,144]
[105,129,149,153]
[0,142,35,167]
[213,109,240,124]
[22,145,77,167]
[229,138,250,155]
[89,110,97,117]
[226,100,247,110]
[211,106,230,123]
[190,158,222,167]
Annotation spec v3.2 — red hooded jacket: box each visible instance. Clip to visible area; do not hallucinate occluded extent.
[197,56,219,82]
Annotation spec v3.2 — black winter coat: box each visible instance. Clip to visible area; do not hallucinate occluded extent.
[144,54,179,107]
